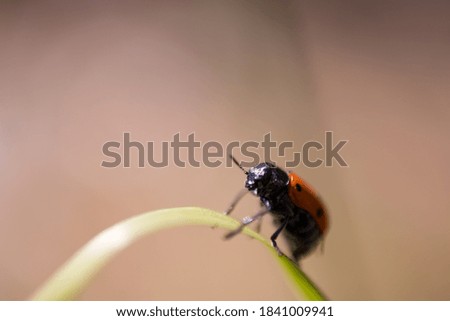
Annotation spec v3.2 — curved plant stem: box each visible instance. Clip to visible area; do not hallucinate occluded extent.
[31,207,326,300]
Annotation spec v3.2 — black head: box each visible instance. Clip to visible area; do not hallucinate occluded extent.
[245,162,289,209]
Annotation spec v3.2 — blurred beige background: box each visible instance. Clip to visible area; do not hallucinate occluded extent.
[1,1,449,300]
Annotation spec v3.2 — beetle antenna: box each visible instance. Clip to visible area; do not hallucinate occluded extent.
[230,154,248,174]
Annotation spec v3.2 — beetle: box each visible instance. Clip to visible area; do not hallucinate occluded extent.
[225,155,328,260]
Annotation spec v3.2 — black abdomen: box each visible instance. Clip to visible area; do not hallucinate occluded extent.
[272,206,322,260]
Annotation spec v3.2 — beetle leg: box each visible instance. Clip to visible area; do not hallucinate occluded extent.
[224,188,248,215]
[224,207,270,239]
[270,219,289,256]
[255,215,263,233]
[254,202,265,232]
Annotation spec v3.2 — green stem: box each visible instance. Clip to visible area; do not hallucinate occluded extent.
[31,207,326,300]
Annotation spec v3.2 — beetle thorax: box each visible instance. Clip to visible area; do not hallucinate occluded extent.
[245,163,289,209]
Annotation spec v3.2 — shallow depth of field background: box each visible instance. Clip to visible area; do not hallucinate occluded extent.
[1,1,449,300]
